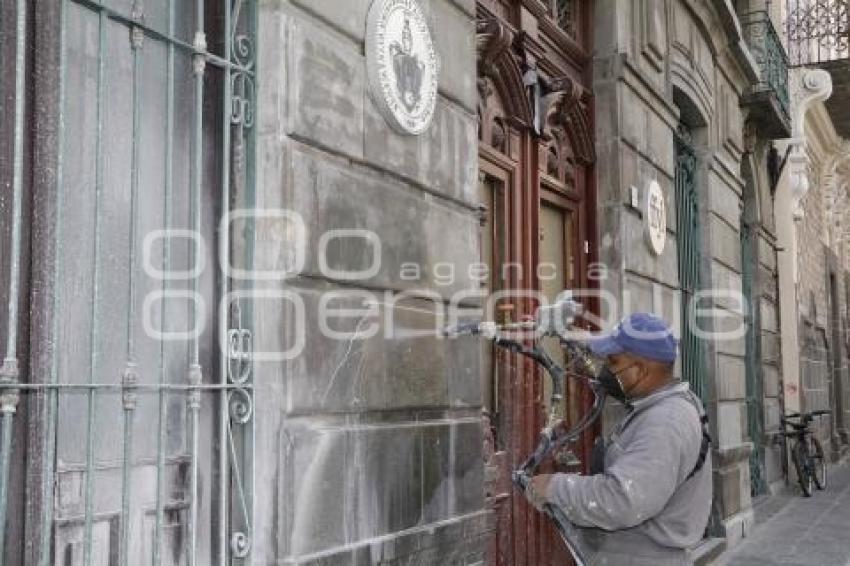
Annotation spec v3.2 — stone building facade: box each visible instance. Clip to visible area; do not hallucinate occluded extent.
[4,0,850,564]
[592,0,791,548]
[0,0,490,564]
[777,63,850,465]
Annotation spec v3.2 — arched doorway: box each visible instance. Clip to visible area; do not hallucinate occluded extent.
[674,120,708,401]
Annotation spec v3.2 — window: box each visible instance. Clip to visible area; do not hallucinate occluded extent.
[0,1,257,563]
[553,0,577,37]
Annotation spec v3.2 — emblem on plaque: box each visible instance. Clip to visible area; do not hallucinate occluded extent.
[366,0,439,135]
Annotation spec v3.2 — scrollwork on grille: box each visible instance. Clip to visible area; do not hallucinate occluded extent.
[230,0,255,129]
[225,5,255,558]
[786,0,850,65]
[227,328,253,385]
[742,11,791,126]
[232,34,255,70]
[228,388,254,424]
[231,72,255,128]
[230,532,252,558]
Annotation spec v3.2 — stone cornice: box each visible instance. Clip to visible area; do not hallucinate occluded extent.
[710,0,761,85]
[680,0,760,88]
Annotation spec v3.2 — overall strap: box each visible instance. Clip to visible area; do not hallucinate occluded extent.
[685,395,712,481]
[614,386,712,481]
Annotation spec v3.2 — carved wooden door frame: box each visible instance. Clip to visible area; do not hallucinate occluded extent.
[477,2,597,564]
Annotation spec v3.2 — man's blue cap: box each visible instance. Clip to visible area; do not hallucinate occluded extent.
[588,313,678,363]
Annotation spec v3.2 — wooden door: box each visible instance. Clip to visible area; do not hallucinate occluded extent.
[477,1,596,564]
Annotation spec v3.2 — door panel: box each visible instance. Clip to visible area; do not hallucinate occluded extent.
[479,176,504,420]
[539,203,568,407]
[478,172,514,566]
[540,201,587,477]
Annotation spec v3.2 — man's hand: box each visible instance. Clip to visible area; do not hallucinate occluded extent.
[526,474,555,512]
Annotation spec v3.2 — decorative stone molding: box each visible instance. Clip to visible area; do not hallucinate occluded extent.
[788,68,833,219]
[540,75,595,166]
[819,142,850,261]
[476,17,534,127]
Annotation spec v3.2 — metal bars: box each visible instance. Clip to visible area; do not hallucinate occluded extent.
[187,0,207,563]
[0,0,27,557]
[219,0,234,559]
[82,2,108,563]
[675,125,707,401]
[786,0,850,66]
[152,0,177,562]
[224,1,257,560]
[39,0,68,561]
[741,218,767,496]
[118,4,146,563]
[741,11,791,126]
[0,0,257,563]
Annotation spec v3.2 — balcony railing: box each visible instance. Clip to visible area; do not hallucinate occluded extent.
[742,10,792,136]
[786,0,850,66]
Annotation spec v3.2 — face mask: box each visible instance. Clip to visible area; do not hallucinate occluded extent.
[597,363,637,404]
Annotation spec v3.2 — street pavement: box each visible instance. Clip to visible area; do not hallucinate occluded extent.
[714,460,850,566]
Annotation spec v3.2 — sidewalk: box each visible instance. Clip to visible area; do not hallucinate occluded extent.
[713,460,850,566]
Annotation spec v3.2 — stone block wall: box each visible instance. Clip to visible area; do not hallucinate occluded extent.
[251,1,489,563]
[757,229,785,488]
[799,318,831,426]
[824,251,850,456]
[795,155,850,457]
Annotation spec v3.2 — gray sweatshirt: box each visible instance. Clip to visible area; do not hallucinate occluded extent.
[549,382,712,565]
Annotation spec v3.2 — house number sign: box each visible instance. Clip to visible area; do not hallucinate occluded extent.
[645,180,666,256]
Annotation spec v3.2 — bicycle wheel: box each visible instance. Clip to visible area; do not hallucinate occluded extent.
[793,441,814,497]
[810,437,827,490]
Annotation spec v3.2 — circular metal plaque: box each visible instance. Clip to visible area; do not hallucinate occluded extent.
[366,0,439,135]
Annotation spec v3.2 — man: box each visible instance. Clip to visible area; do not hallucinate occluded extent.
[528,313,712,565]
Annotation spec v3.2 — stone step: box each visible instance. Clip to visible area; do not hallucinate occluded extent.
[689,537,726,566]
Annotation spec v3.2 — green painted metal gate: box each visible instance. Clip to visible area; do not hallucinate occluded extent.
[675,124,707,401]
[0,1,256,564]
[741,171,766,497]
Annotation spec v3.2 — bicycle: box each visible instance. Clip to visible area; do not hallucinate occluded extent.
[780,410,829,497]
